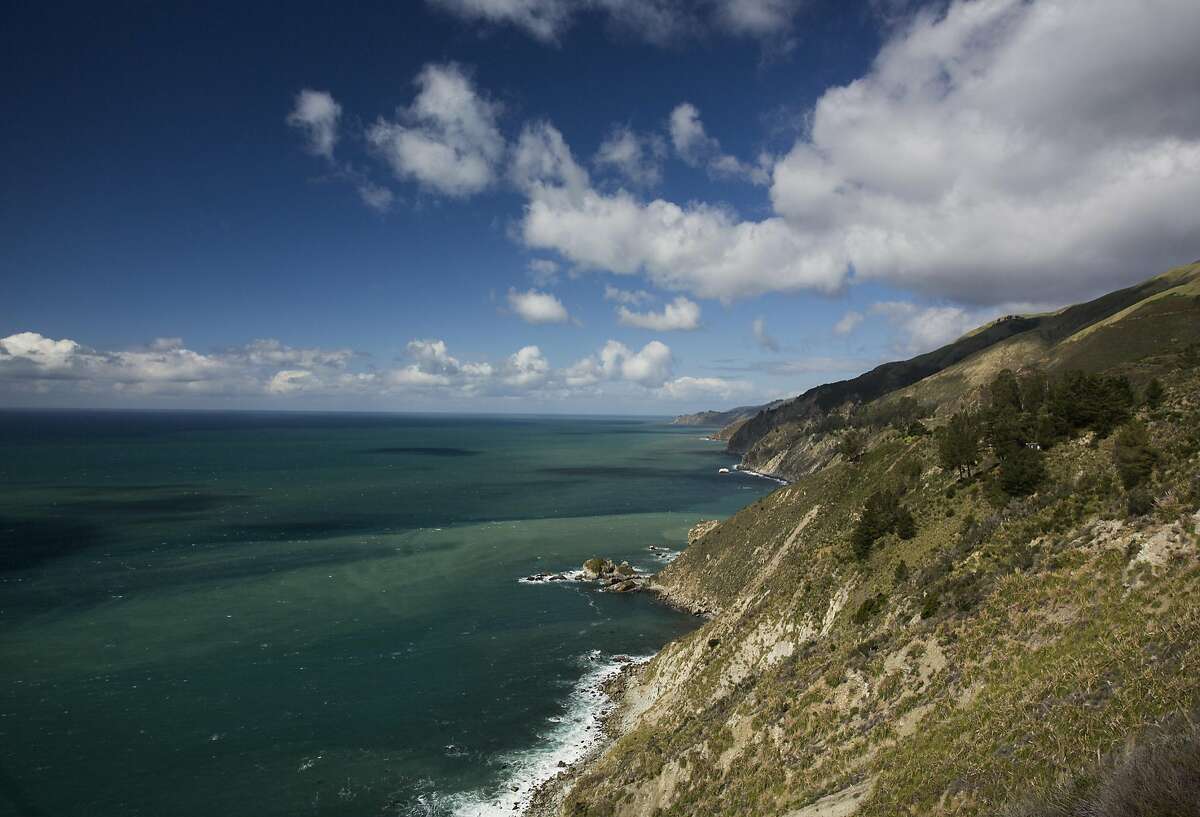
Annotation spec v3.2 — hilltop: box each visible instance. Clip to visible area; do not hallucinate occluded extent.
[534,262,1200,817]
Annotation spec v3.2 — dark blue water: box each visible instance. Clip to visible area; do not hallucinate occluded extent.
[0,411,771,816]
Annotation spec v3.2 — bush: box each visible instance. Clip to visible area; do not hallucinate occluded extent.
[852,592,887,626]
[1126,487,1154,517]
[851,490,918,560]
[920,592,940,619]
[838,429,868,462]
[1143,378,1165,409]
[893,559,910,585]
[998,444,1047,497]
[1113,420,1160,489]
[1003,717,1200,817]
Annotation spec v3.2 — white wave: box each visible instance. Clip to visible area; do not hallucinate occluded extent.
[440,651,650,817]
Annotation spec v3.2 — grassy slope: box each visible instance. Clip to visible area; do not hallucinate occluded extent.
[554,274,1200,816]
[729,262,1200,463]
[739,263,1200,480]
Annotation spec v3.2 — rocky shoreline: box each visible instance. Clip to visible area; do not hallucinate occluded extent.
[520,520,721,815]
[523,655,647,817]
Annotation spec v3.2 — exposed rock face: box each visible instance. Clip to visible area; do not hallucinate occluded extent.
[581,558,652,592]
[688,520,720,545]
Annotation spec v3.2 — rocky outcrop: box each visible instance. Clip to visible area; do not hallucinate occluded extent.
[582,558,651,593]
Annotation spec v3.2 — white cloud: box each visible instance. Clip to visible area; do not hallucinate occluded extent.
[717,0,805,36]
[504,345,550,386]
[527,258,560,286]
[617,296,701,331]
[520,177,844,300]
[768,0,1200,304]
[594,126,666,188]
[603,284,653,306]
[507,288,572,324]
[287,89,342,159]
[367,63,504,197]
[752,317,779,351]
[564,339,674,388]
[267,370,319,394]
[833,310,863,336]
[355,181,395,212]
[658,375,751,401]
[504,0,1200,309]
[868,300,1054,354]
[510,120,589,194]
[425,0,802,44]
[668,103,770,184]
[1,333,744,406]
[615,339,673,386]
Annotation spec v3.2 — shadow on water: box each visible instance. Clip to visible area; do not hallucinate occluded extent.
[538,465,715,480]
[0,515,110,571]
[362,446,481,457]
[0,761,50,817]
[56,492,250,517]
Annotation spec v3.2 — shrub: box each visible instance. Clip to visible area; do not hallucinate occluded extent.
[851,490,918,559]
[838,429,868,462]
[852,593,887,626]
[938,411,982,478]
[1113,420,1160,489]
[920,592,940,619]
[1143,378,1165,408]
[893,559,910,585]
[1002,717,1200,817]
[1126,487,1154,517]
[998,444,1047,497]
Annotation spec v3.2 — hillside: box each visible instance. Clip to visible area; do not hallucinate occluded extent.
[727,262,1200,468]
[670,401,783,441]
[534,263,1200,817]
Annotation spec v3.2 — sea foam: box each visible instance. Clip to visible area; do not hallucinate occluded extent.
[439,651,649,817]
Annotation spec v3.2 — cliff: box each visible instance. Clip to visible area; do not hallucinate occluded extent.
[543,263,1200,817]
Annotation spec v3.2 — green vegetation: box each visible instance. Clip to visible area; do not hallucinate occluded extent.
[557,263,1200,817]
[851,489,916,560]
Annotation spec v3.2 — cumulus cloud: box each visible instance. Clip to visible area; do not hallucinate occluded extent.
[833,310,863,336]
[367,63,504,197]
[594,125,666,188]
[617,296,701,331]
[868,299,1054,355]
[657,375,751,401]
[1,332,746,406]
[603,284,653,306]
[564,339,674,387]
[287,89,342,159]
[501,0,1200,308]
[425,0,802,44]
[768,0,1200,305]
[752,317,779,352]
[527,258,561,286]
[505,345,550,386]
[668,103,770,184]
[716,0,805,36]
[507,288,572,324]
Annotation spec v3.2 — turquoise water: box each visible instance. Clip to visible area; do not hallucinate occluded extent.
[0,411,771,816]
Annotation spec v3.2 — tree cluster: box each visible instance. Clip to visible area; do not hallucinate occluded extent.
[851,489,916,560]
[937,368,1137,499]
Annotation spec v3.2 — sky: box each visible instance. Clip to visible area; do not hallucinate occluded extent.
[2,0,1198,414]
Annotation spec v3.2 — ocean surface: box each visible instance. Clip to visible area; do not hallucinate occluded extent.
[0,411,772,817]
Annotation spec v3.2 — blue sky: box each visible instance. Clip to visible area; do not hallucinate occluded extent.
[2,0,1198,413]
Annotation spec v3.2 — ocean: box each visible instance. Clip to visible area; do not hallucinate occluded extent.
[0,410,771,817]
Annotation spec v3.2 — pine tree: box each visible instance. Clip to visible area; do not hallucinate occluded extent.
[1113,420,1159,489]
[937,411,980,478]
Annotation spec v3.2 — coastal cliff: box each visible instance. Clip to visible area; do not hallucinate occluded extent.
[537,264,1200,817]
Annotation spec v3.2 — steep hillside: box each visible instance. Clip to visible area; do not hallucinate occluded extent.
[536,265,1200,817]
[728,262,1200,464]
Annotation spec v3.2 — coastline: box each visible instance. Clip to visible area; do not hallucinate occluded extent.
[523,656,649,817]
